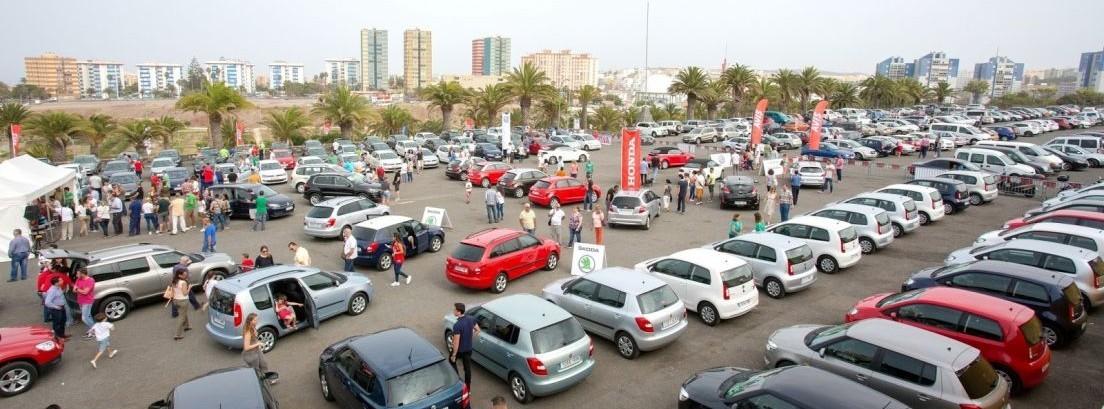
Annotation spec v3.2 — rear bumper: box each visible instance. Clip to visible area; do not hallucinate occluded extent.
[304,225,342,238]
[779,268,817,293]
[900,217,921,233]
[635,320,687,351]
[446,269,494,290]
[838,250,862,269]
[1017,348,1051,389]
[608,213,648,226]
[528,358,594,397]
[205,322,243,349]
[716,292,759,320]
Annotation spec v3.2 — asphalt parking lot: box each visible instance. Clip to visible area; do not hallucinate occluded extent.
[3,127,1103,409]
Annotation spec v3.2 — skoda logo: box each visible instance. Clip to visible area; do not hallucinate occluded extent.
[577,255,596,274]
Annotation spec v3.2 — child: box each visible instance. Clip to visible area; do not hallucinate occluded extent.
[89,313,118,368]
[275,294,303,330]
[464,179,473,204]
[240,253,255,272]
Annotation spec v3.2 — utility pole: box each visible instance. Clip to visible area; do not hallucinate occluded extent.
[637,0,654,123]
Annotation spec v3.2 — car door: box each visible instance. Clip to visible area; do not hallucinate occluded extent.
[334,176,355,196]
[942,272,1014,300]
[587,284,628,340]
[810,337,878,386]
[718,240,764,282]
[336,202,361,226]
[565,179,586,202]
[299,272,347,320]
[112,257,159,301]
[559,278,600,333]
[468,307,510,378]
[643,191,661,217]
[355,198,380,220]
[514,234,543,272]
[892,303,964,341]
[647,259,694,308]
[864,348,939,408]
[150,251,186,289]
[685,263,714,308]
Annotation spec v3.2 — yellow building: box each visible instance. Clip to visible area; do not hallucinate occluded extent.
[403,28,433,93]
[24,53,80,98]
[520,49,598,91]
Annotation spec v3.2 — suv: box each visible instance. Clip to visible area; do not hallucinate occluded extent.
[0,325,64,397]
[206,265,374,352]
[542,267,688,359]
[634,122,670,137]
[207,184,295,219]
[635,248,758,326]
[149,367,278,409]
[811,203,894,254]
[303,172,383,205]
[607,189,662,229]
[706,233,817,299]
[303,197,390,239]
[352,215,445,271]
[446,228,560,293]
[292,163,343,193]
[681,127,719,144]
[497,168,549,198]
[768,216,862,274]
[40,244,239,321]
[937,171,999,206]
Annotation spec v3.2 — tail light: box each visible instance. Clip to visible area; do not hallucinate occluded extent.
[526,357,548,376]
[932,197,938,209]
[959,404,983,409]
[908,165,915,174]
[589,340,595,356]
[326,218,336,227]
[635,317,655,333]
[840,239,846,253]
[956,190,964,200]
[876,222,883,235]
[637,206,647,214]
[787,260,795,276]
[1095,272,1102,289]
[723,285,731,300]
[365,242,378,253]
[722,186,731,194]
[460,384,471,408]
[233,302,243,327]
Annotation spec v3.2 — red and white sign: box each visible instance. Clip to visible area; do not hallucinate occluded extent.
[235,121,245,146]
[620,128,642,190]
[807,100,829,150]
[750,99,769,147]
[322,120,332,134]
[464,118,474,130]
[10,124,20,155]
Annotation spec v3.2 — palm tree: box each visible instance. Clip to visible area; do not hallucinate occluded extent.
[896,78,928,105]
[420,80,467,131]
[771,69,800,111]
[621,106,641,127]
[859,75,899,108]
[828,83,862,108]
[468,84,512,127]
[371,105,415,136]
[662,103,683,121]
[668,66,709,119]
[311,85,373,139]
[24,112,84,162]
[575,85,600,130]
[795,66,824,112]
[84,114,116,156]
[538,96,567,128]
[929,81,953,105]
[964,80,990,104]
[262,107,312,143]
[504,62,554,127]
[175,82,253,149]
[150,115,186,149]
[747,77,779,111]
[721,64,757,116]
[1,102,32,158]
[591,105,623,132]
[698,81,729,120]
[114,120,157,153]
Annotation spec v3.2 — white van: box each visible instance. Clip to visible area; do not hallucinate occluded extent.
[954,147,1037,176]
[930,123,991,143]
[767,216,862,274]
[1046,135,1103,154]
[876,184,946,225]
[975,141,1063,172]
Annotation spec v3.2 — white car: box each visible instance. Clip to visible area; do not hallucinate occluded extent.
[634,122,672,137]
[658,120,684,134]
[935,171,1000,205]
[419,148,440,168]
[435,145,460,162]
[766,216,862,274]
[548,134,583,149]
[831,139,878,160]
[878,119,920,134]
[795,161,826,186]
[973,222,1104,255]
[572,133,603,151]
[296,156,325,166]
[148,157,176,175]
[291,163,346,193]
[720,124,750,139]
[257,159,288,184]
[634,248,758,326]
[932,115,975,125]
[1049,144,1104,167]
[876,184,946,225]
[1007,122,1036,137]
[394,140,420,155]
[722,137,750,152]
[537,146,588,165]
[368,149,404,172]
[810,203,895,254]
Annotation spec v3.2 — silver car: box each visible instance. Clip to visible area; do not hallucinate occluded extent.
[843,193,921,237]
[442,294,594,403]
[705,233,817,299]
[206,265,374,352]
[764,319,1011,409]
[148,157,177,176]
[607,189,662,229]
[945,239,1104,309]
[542,267,687,359]
[303,197,390,238]
[419,148,440,168]
[811,203,895,254]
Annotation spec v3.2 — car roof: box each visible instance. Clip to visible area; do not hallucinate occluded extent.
[904,287,1033,321]
[507,167,540,174]
[613,189,651,198]
[725,232,806,251]
[984,239,1099,261]
[315,196,363,207]
[819,203,885,216]
[669,248,747,271]
[582,267,666,295]
[258,159,279,164]
[796,161,822,167]
[782,215,850,230]
[722,175,755,185]
[216,265,317,292]
[851,192,909,203]
[355,215,413,230]
[1027,209,1104,222]
[172,367,265,408]
[348,327,444,380]
[483,293,572,329]
[759,366,899,408]
[460,227,522,246]
[881,183,936,193]
[1013,222,1104,237]
[912,177,964,185]
[847,318,977,368]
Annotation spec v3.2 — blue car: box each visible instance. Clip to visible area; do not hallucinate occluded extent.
[319,327,469,409]
[474,143,504,161]
[352,215,445,270]
[800,142,855,159]
[993,126,1017,140]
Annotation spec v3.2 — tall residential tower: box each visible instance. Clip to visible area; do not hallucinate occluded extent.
[472,36,511,76]
[403,28,433,92]
[520,49,598,90]
[974,56,1025,98]
[23,53,79,98]
[360,28,388,90]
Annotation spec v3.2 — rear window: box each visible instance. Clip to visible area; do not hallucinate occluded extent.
[903,200,917,212]
[876,289,927,307]
[352,226,381,242]
[721,264,754,288]
[838,226,857,243]
[929,191,941,203]
[874,212,890,226]
[983,175,998,186]
[530,318,586,354]
[786,245,813,264]
[956,356,999,400]
[532,180,551,189]
[386,360,459,407]
[636,285,680,314]
[307,206,334,218]
[208,287,235,315]
[451,243,486,262]
[1020,316,1043,347]
[611,196,642,208]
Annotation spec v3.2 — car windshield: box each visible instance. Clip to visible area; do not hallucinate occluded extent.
[307,206,334,218]
[957,356,999,399]
[260,162,282,170]
[721,264,754,288]
[273,150,291,158]
[451,243,485,262]
[378,151,399,160]
[152,159,174,167]
[165,169,188,180]
[530,318,586,354]
[875,289,927,307]
[103,162,128,171]
[249,185,279,196]
[610,196,642,208]
[386,360,459,407]
[636,285,680,314]
[804,324,848,347]
[111,174,138,184]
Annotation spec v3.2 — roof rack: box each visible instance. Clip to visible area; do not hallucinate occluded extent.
[465,227,497,239]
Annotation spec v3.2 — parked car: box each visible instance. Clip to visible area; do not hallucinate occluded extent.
[572,133,603,151]
[677,158,725,181]
[445,157,488,181]
[207,184,295,219]
[646,146,694,169]
[705,233,817,298]
[1002,209,1104,230]
[418,148,440,168]
[799,142,855,159]
[831,139,879,160]
[528,176,588,208]
[71,154,99,175]
[907,177,970,214]
[270,149,296,170]
[843,193,921,237]
[634,248,758,326]
[303,173,383,205]
[352,215,445,271]
[0,325,64,397]
[537,145,588,165]
[292,163,344,193]
[107,172,141,199]
[367,149,404,173]
[1022,198,1104,219]
[875,184,946,225]
[634,121,672,137]
[678,365,908,409]
[718,176,759,209]
[855,137,896,156]
[973,222,1104,257]
[767,216,862,274]
[794,161,827,187]
[159,167,191,194]
[907,158,982,176]
[496,168,549,198]
[441,294,594,403]
[148,367,278,409]
[445,227,560,293]
[473,143,505,161]
[303,197,390,239]
[811,203,894,254]
[256,159,288,184]
[681,127,720,144]
[1047,144,1104,168]
[548,134,584,149]
[148,157,176,176]
[469,162,513,188]
[606,189,662,229]
[936,171,1000,206]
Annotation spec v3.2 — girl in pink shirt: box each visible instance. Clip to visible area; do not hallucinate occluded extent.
[74,268,96,330]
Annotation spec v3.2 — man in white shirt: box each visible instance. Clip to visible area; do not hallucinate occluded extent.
[548,204,565,244]
[342,228,358,272]
[59,205,74,240]
[289,241,311,266]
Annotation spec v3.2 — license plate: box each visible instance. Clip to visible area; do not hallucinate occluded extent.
[737,299,750,308]
[845,241,856,251]
[560,355,582,370]
[211,316,225,326]
[455,265,468,273]
[661,318,679,330]
[733,201,746,206]
[310,222,323,228]
[618,208,631,214]
[801,275,814,284]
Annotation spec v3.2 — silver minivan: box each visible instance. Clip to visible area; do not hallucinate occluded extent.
[844,193,921,237]
[954,147,1036,176]
[542,267,687,359]
[705,233,817,298]
[811,203,895,254]
[303,197,390,238]
[607,189,662,229]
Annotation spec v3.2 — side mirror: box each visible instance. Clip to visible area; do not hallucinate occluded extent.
[149,400,169,409]
[818,348,826,358]
[889,311,898,320]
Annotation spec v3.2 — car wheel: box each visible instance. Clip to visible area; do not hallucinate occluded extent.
[0,362,37,397]
[859,237,876,255]
[544,252,559,270]
[1061,161,1072,171]
[918,212,931,225]
[481,178,491,188]
[764,277,785,299]
[377,253,392,271]
[357,192,369,199]
[643,215,651,230]
[257,326,278,353]
[661,160,669,169]
[945,204,956,215]
[969,193,983,206]
[491,272,509,293]
[347,292,369,315]
[549,197,560,208]
[509,372,533,404]
[319,369,335,401]
[443,330,455,354]
[994,366,1022,395]
[295,183,306,193]
[891,222,904,238]
[459,172,469,181]
[774,360,796,368]
[427,236,443,253]
[309,194,322,205]
[817,255,839,274]
[1041,324,1063,348]
[514,187,525,198]
[854,152,864,160]
[99,295,131,321]
[615,331,640,359]
[698,302,719,326]
[695,138,702,144]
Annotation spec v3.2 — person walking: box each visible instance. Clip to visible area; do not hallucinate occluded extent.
[392,171,402,202]
[253,191,268,231]
[728,214,743,238]
[201,217,217,252]
[208,195,223,231]
[582,180,594,211]
[390,233,410,286]
[96,201,111,236]
[519,203,537,234]
[88,313,118,368]
[127,195,142,236]
[919,137,929,158]
[464,179,473,204]
[754,212,767,232]
[109,193,124,235]
[591,208,605,245]
[484,187,498,223]
[8,229,31,281]
[495,189,505,223]
[933,135,942,158]
[378,177,391,205]
[789,169,802,205]
[449,303,480,387]
[242,313,276,384]
[157,195,170,234]
[706,172,716,201]
[764,186,778,224]
[75,200,88,237]
[779,185,793,222]
[74,268,96,329]
[142,196,158,235]
[342,227,357,272]
[676,174,688,214]
[640,158,650,186]
[548,204,565,244]
[254,246,275,268]
[569,162,580,179]
[834,156,844,182]
[651,155,660,182]
[170,194,187,234]
[585,160,595,180]
[694,173,705,205]
[184,189,198,227]
[662,179,672,211]
[822,161,835,193]
[168,269,190,340]
[288,242,311,266]
[567,207,583,248]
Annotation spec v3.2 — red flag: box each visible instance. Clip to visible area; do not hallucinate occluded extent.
[620,128,642,190]
[807,100,829,150]
[322,120,332,134]
[235,121,245,146]
[749,99,769,147]
[10,124,21,155]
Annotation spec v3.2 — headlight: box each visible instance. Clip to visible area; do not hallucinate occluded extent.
[765,340,778,351]
[35,341,57,351]
[847,307,858,316]
[678,387,689,401]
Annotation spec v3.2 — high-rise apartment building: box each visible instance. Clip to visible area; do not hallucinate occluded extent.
[23,53,79,98]
[75,60,125,98]
[137,63,184,97]
[472,36,511,76]
[325,59,361,88]
[974,56,1025,98]
[268,62,306,90]
[875,56,914,80]
[204,59,256,93]
[520,49,598,90]
[1078,48,1104,92]
[360,28,388,90]
[403,29,433,92]
[913,51,960,88]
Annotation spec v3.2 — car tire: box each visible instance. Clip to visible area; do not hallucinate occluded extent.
[615,331,640,359]
[514,187,525,198]
[891,222,904,238]
[945,204,956,215]
[643,215,651,230]
[491,272,509,293]
[481,178,491,188]
[347,292,369,315]
[854,152,864,161]
[0,361,37,397]
[257,326,278,353]
[319,370,334,401]
[429,236,443,253]
[661,160,669,169]
[99,295,131,321]
[859,237,876,255]
[509,372,533,404]
[764,277,785,299]
[969,193,984,206]
[309,194,323,205]
[443,330,455,355]
[993,365,1022,395]
[548,156,559,165]
[459,173,469,181]
[1041,323,1063,348]
[377,253,392,271]
[918,212,931,225]
[817,255,839,274]
[544,252,559,270]
[295,183,306,194]
[549,197,560,208]
[695,138,701,144]
[357,192,369,199]
[1061,161,1071,171]
[698,302,719,326]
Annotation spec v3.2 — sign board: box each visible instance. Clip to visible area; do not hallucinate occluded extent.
[677,143,696,154]
[570,243,606,276]
[10,124,20,155]
[501,112,512,151]
[710,153,732,168]
[750,99,769,146]
[420,207,453,229]
[464,118,474,130]
[235,121,245,147]
[912,166,947,180]
[573,118,580,130]
[620,129,642,190]
[599,133,612,145]
[761,159,784,177]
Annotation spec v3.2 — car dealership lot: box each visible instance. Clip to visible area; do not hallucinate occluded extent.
[3,128,1103,409]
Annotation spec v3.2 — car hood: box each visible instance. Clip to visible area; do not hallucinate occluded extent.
[682,367,749,406]
[768,324,822,353]
[0,325,57,345]
[264,194,293,205]
[541,277,573,299]
[944,247,976,265]
[193,252,233,266]
[973,230,1003,247]
[357,182,383,190]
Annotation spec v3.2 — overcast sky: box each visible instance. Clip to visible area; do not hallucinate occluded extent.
[5,0,1103,83]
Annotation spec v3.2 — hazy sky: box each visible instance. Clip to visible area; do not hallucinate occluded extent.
[5,0,1103,83]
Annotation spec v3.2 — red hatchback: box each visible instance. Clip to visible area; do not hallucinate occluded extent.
[469,162,513,188]
[1001,209,1104,230]
[845,287,1050,392]
[528,176,588,207]
[0,325,64,397]
[445,228,560,293]
[271,149,296,169]
[647,146,694,169]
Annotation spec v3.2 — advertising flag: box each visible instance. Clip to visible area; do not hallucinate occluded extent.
[10,124,21,155]
[501,112,512,150]
[807,100,829,150]
[749,99,769,146]
[235,121,245,146]
[620,128,642,190]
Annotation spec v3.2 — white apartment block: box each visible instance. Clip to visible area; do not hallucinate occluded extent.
[76,60,124,98]
[204,59,256,93]
[325,58,361,88]
[268,62,306,90]
[520,49,598,90]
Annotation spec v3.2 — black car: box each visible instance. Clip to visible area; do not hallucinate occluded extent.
[149,367,278,409]
[320,327,467,409]
[108,172,142,199]
[161,167,191,194]
[719,176,759,209]
[902,260,1088,347]
[207,183,295,219]
[856,137,896,156]
[445,158,488,181]
[497,168,549,198]
[679,365,907,409]
[303,172,383,205]
[1043,146,1089,171]
[422,137,447,151]
[474,143,504,161]
[907,177,970,214]
[100,159,133,179]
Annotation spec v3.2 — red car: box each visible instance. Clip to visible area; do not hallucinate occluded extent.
[0,325,64,397]
[445,228,560,293]
[528,138,549,155]
[646,146,694,169]
[1001,209,1104,230]
[271,149,296,170]
[1052,118,1072,130]
[468,162,513,188]
[845,287,1050,392]
[528,176,588,207]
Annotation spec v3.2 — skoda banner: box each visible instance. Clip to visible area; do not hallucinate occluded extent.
[750,99,769,147]
[570,243,606,276]
[501,112,511,151]
[807,100,829,150]
[620,128,642,190]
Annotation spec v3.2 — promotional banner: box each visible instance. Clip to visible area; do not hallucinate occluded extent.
[464,118,474,130]
[501,112,512,150]
[749,99,769,147]
[620,128,642,190]
[570,243,606,276]
[10,124,20,155]
[420,207,453,229]
[322,121,332,134]
[235,121,245,146]
[573,117,581,130]
[807,100,829,150]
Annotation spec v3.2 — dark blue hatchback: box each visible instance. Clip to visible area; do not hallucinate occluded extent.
[907,177,970,213]
[319,327,469,409]
[352,215,445,270]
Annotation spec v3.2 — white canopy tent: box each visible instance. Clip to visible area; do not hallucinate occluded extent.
[0,155,78,261]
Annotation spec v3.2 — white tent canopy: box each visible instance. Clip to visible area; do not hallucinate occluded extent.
[0,155,78,261]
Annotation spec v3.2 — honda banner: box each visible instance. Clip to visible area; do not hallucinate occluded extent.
[750,99,769,147]
[10,124,21,155]
[807,100,829,150]
[235,121,245,146]
[620,128,642,190]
